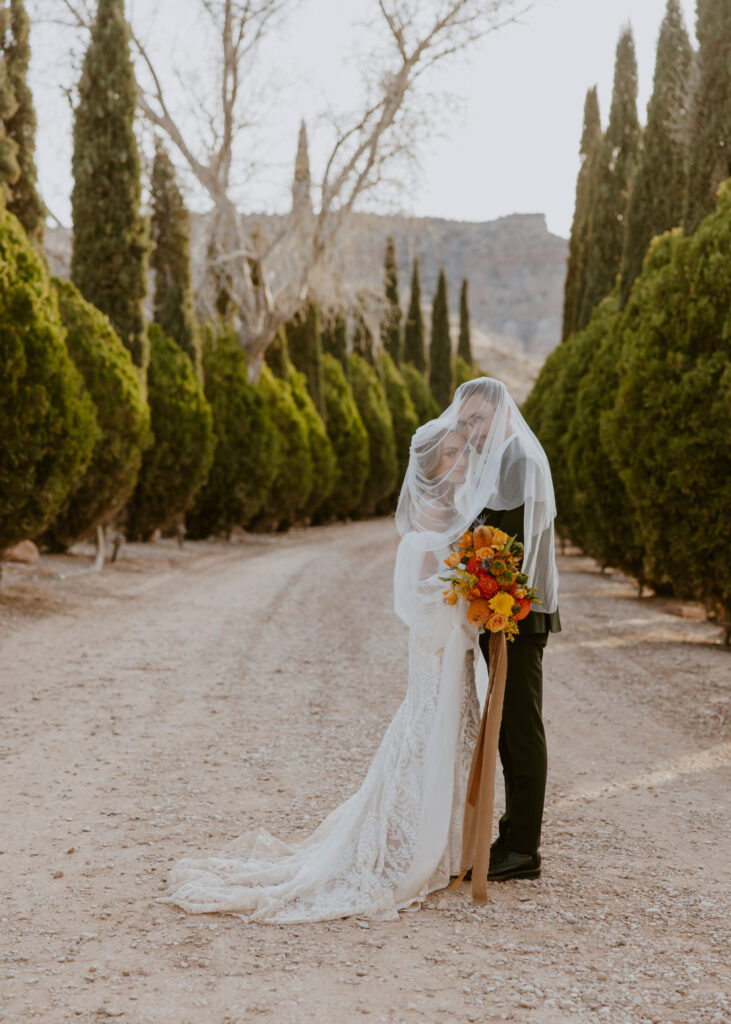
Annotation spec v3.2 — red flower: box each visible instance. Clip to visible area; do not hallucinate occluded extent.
[513,597,531,621]
[478,574,499,599]
[466,555,484,576]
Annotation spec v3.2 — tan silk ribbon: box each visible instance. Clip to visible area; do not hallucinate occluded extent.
[449,630,508,902]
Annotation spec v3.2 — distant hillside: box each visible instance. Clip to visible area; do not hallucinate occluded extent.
[45,209,567,364]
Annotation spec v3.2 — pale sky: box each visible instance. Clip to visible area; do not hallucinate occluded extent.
[29,0,698,239]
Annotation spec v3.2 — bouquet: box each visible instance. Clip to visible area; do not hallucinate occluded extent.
[440,521,541,641]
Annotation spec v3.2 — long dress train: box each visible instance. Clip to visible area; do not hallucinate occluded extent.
[157,624,481,923]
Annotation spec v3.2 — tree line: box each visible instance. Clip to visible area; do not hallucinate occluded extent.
[523,0,730,634]
[0,0,486,573]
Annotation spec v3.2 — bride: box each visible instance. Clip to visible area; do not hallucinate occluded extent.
[158,378,558,923]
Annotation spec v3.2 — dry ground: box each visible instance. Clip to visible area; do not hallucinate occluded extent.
[1,518,729,1024]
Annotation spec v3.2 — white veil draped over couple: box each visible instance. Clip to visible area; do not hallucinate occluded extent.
[158,378,559,924]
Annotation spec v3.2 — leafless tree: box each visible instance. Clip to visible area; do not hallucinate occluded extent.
[53,0,532,377]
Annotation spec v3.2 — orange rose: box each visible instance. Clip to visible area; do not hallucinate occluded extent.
[475,546,494,559]
[466,598,493,628]
[486,612,508,632]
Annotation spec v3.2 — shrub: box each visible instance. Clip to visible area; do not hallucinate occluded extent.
[563,295,645,579]
[349,352,397,516]
[288,365,335,519]
[400,362,440,425]
[39,278,150,550]
[186,326,278,538]
[125,324,215,541]
[252,364,313,530]
[605,181,731,620]
[0,208,98,558]
[377,352,418,509]
[318,353,369,519]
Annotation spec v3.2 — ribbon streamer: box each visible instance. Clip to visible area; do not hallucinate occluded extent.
[450,630,508,902]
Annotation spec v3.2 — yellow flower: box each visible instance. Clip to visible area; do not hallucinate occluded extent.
[489,591,515,617]
[443,590,459,606]
[444,551,462,568]
[515,586,527,599]
[486,612,508,632]
[491,529,508,548]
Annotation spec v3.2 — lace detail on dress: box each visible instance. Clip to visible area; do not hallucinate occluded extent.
[158,631,481,924]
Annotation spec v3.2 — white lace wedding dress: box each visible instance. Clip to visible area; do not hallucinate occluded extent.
[158,624,483,923]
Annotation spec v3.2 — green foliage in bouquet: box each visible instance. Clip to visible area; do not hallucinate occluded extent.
[400,362,440,425]
[0,208,97,558]
[41,278,151,551]
[318,353,369,520]
[349,352,398,516]
[186,326,278,538]
[125,324,214,541]
[252,364,313,530]
[605,181,731,620]
[288,365,336,520]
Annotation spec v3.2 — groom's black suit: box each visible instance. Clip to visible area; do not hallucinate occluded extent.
[476,446,561,856]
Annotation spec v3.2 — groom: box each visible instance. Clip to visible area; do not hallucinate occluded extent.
[457,381,561,883]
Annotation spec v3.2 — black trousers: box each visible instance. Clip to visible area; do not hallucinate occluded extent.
[478,630,548,855]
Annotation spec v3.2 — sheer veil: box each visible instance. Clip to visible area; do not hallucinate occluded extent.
[158,378,558,923]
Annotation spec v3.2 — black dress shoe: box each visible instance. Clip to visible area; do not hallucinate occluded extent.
[487,848,541,882]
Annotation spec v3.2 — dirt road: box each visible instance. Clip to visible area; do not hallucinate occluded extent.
[1,519,729,1024]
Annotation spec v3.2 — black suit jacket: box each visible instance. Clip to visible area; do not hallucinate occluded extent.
[478,504,561,636]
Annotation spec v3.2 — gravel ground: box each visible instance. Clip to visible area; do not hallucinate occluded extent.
[1,518,729,1024]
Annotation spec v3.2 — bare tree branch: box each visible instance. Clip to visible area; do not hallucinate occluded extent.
[48,0,534,377]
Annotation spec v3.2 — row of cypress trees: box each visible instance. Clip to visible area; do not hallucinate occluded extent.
[526,0,730,631]
[523,182,730,630]
[562,0,729,342]
[0,0,488,560]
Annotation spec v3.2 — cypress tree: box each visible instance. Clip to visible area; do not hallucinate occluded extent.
[562,87,603,340]
[321,308,348,373]
[291,119,313,216]
[580,27,640,328]
[150,139,197,369]
[683,0,731,233]
[349,352,398,515]
[403,256,426,370]
[380,235,402,363]
[352,294,375,364]
[429,267,452,409]
[286,297,325,420]
[457,278,472,363]
[71,0,148,370]
[1,208,98,561]
[0,7,20,202]
[1,1,44,243]
[619,0,693,306]
[264,326,290,379]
